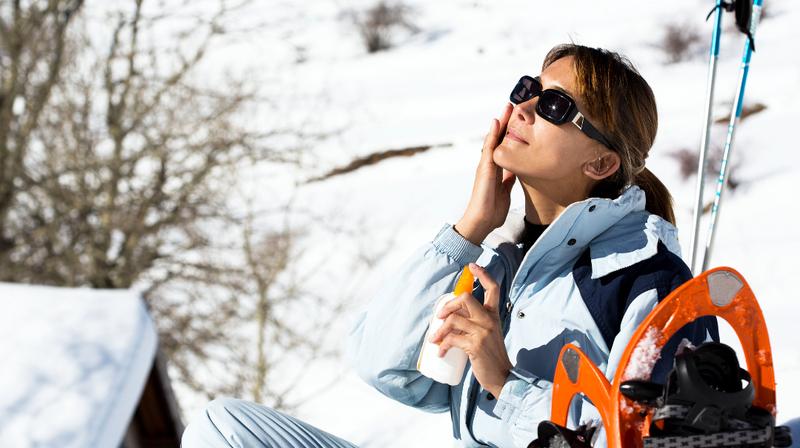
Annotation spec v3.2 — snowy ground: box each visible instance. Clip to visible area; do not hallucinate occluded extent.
[175,0,800,446]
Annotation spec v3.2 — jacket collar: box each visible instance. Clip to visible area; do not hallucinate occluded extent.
[483,185,683,280]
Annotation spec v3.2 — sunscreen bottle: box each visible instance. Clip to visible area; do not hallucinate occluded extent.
[417,265,474,385]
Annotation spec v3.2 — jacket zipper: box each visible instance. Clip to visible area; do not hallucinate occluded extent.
[464,282,516,446]
[463,200,592,444]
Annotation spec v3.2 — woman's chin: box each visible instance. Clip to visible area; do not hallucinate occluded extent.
[495,139,511,152]
[492,146,513,169]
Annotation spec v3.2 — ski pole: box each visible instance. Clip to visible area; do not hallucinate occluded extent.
[689,0,725,274]
[700,0,763,272]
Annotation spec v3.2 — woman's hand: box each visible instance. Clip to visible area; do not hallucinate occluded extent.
[429,263,513,398]
[455,103,517,245]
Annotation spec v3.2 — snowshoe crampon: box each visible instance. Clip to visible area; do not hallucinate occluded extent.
[530,267,792,448]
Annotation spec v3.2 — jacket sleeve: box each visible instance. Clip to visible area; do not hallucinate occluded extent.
[345,222,487,412]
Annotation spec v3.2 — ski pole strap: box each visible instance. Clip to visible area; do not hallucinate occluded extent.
[704,0,734,21]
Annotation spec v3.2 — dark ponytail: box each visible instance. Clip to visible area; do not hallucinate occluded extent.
[634,168,675,225]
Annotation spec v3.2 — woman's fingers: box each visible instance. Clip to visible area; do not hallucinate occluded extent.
[438,292,484,320]
[437,331,469,357]
[482,119,498,155]
[498,103,512,142]
[481,103,513,159]
[438,291,495,329]
[501,102,513,123]
[430,312,470,344]
[438,294,471,320]
[492,106,514,192]
[460,103,516,246]
[468,263,501,315]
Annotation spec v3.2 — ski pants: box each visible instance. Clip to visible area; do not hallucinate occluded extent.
[181,397,359,448]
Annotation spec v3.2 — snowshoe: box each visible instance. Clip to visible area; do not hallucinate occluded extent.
[631,342,792,447]
[530,267,792,448]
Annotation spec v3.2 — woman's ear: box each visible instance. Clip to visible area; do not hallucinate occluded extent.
[584,151,621,181]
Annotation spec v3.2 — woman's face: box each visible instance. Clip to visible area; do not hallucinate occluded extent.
[493,55,617,192]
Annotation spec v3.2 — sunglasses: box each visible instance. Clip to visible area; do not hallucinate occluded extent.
[509,75,615,150]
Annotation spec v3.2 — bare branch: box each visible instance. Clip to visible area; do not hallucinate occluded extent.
[303,142,451,184]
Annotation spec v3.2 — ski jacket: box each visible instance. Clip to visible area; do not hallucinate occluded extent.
[346,185,719,448]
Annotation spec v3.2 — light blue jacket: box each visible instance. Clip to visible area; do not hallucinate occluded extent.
[346,185,717,447]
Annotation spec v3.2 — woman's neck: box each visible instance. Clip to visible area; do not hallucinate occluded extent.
[521,179,590,225]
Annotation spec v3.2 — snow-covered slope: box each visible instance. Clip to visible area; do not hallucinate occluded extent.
[178,0,800,446]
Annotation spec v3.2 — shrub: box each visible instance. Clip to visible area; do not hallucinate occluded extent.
[659,20,703,64]
[668,145,741,191]
[347,1,420,53]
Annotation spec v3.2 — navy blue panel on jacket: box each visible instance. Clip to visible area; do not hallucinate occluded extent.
[572,240,720,384]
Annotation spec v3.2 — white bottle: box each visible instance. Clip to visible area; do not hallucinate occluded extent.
[417,292,469,386]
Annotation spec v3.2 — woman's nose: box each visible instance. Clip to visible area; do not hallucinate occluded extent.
[514,98,537,125]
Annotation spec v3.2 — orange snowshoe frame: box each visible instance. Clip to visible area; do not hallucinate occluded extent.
[548,267,777,448]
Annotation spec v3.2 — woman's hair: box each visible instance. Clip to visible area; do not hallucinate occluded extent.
[542,44,676,225]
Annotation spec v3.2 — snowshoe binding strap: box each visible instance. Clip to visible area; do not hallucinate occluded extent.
[642,342,792,448]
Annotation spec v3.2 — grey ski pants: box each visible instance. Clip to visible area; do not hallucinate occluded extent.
[181,397,359,448]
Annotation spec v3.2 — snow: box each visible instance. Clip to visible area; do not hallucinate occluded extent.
[227,0,800,447]
[622,327,663,383]
[181,0,800,445]
[0,283,157,448]
[4,0,797,446]
[231,3,798,447]
[106,0,798,446]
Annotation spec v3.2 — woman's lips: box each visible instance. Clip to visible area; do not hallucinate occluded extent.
[506,128,529,144]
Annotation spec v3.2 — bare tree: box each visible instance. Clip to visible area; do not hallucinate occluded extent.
[0,0,85,255]
[239,206,345,411]
[0,0,373,409]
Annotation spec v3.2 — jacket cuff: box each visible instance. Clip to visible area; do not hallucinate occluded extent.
[432,223,483,266]
[495,366,546,423]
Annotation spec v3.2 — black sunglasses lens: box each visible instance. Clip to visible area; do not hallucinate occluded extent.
[509,77,575,124]
[510,76,540,104]
[510,83,529,104]
[537,91,573,123]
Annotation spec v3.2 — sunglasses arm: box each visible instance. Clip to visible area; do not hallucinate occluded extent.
[571,111,615,150]
[571,111,587,130]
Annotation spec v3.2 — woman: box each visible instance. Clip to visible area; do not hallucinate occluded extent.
[181,44,718,448]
